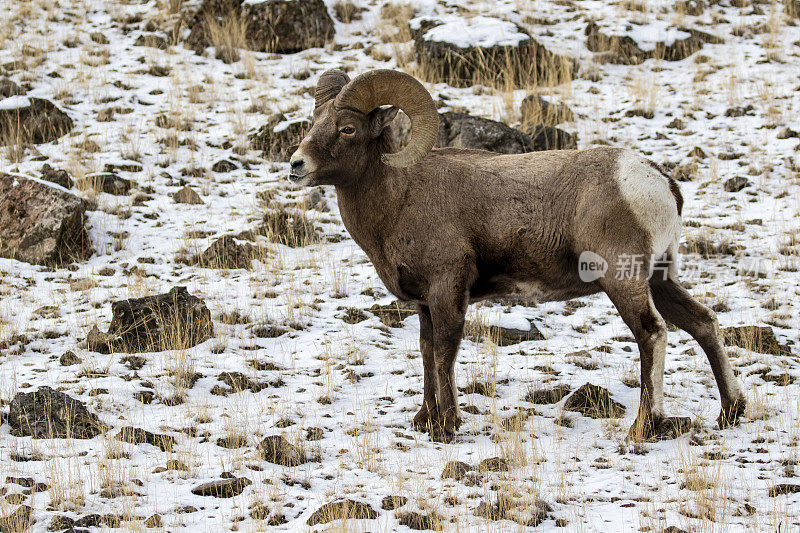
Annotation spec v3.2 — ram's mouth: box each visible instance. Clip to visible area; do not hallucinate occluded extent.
[288,172,313,185]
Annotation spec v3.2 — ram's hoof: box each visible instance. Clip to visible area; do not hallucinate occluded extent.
[628,416,692,442]
[412,403,437,432]
[718,397,746,429]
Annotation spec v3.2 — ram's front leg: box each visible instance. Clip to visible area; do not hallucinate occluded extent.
[413,304,439,432]
[428,282,468,443]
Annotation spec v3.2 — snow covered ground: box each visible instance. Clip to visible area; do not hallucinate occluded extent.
[0,0,799,531]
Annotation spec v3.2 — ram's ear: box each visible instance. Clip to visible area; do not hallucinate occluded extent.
[368,106,399,138]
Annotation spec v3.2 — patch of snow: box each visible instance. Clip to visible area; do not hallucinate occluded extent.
[420,15,529,48]
[0,95,31,110]
[606,19,691,52]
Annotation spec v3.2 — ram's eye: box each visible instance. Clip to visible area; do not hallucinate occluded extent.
[340,126,356,135]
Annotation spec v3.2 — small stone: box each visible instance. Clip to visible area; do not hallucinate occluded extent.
[76,173,131,195]
[368,300,417,328]
[724,176,751,193]
[134,33,169,49]
[524,384,571,404]
[217,435,247,449]
[381,495,408,510]
[40,164,73,189]
[688,146,707,159]
[116,426,175,452]
[90,32,109,44]
[258,435,307,466]
[396,511,443,531]
[172,185,203,204]
[563,383,626,418]
[191,477,252,498]
[143,514,162,528]
[305,427,324,441]
[165,459,189,471]
[59,350,82,366]
[0,505,33,532]
[442,460,472,480]
[478,457,509,472]
[211,159,237,172]
[672,162,697,182]
[5,494,25,505]
[777,127,798,139]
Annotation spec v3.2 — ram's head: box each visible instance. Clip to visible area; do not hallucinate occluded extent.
[288,69,439,187]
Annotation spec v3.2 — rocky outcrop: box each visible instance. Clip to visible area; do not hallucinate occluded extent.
[0,96,73,144]
[0,173,92,265]
[9,387,108,439]
[585,21,723,64]
[306,500,378,526]
[413,16,574,88]
[397,112,576,154]
[88,286,214,353]
[186,0,334,55]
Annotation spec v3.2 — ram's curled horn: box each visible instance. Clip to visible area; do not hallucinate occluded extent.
[334,69,439,168]
[315,69,351,109]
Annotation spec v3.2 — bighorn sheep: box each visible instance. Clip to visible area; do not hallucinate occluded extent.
[289,69,746,442]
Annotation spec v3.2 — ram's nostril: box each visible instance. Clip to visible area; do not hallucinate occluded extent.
[290,159,304,171]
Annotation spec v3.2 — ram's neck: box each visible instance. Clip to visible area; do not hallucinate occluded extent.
[335,162,406,260]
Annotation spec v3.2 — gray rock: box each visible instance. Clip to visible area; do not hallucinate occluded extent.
[724,176,751,193]
[59,351,82,366]
[172,185,203,204]
[0,96,73,144]
[414,19,574,88]
[191,477,252,498]
[40,164,73,189]
[442,460,472,480]
[564,383,625,418]
[115,426,175,451]
[520,94,574,126]
[0,173,92,265]
[524,384,572,404]
[88,286,214,353]
[134,33,169,49]
[0,505,33,532]
[0,78,26,98]
[395,112,575,154]
[186,0,334,54]
[258,435,307,466]
[211,159,237,172]
[585,21,723,64]
[76,173,131,195]
[193,235,263,269]
[8,386,108,439]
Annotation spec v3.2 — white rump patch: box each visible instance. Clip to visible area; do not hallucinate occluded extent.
[615,150,681,257]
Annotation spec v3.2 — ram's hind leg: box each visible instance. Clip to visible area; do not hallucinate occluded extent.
[602,278,692,441]
[650,276,746,429]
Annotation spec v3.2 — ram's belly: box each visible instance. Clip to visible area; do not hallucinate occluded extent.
[469,275,599,304]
